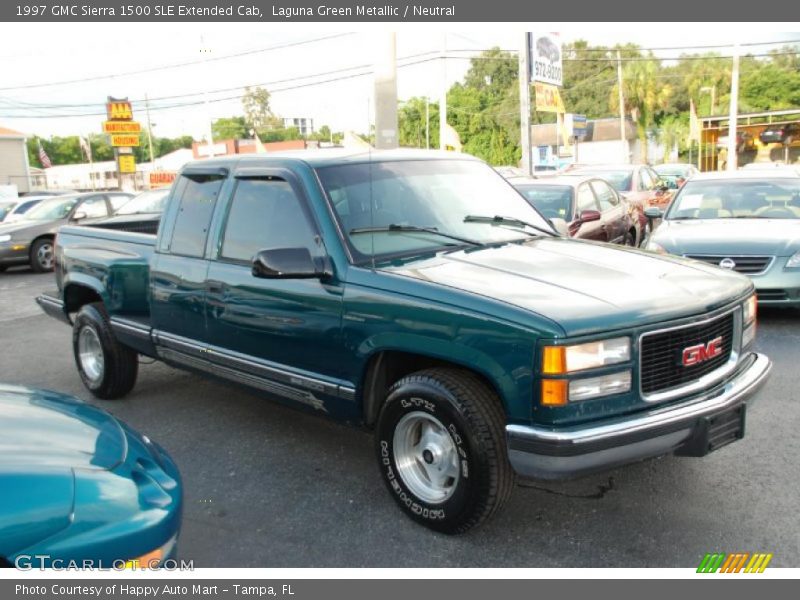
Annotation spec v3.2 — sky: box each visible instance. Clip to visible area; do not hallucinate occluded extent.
[0,23,797,141]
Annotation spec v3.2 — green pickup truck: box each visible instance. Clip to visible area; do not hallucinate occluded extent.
[38,150,771,533]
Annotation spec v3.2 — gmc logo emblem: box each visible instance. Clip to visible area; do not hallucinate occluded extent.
[682,337,724,367]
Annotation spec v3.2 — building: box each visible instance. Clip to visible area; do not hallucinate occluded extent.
[41,148,194,192]
[192,138,307,160]
[0,126,32,194]
[282,117,314,137]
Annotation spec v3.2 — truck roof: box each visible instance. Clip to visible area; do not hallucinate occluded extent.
[182,148,482,170]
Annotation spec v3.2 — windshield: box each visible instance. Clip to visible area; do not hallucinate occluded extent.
[115,189,169,215]
[655,165,690,176]
[23,196,79,220]
[569,169,632,192]
[514,185,573,220]
[317,159,551,261]
[666,178,800,220]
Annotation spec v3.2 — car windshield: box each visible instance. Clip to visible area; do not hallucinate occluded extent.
[23,196,78,220]
[666,178,800,220]
[655,165,689,176]
[317,159,551,261]
[514,185,573,220]
[115,189,169,215]
[0,202,13,220]
[569,169,632,192]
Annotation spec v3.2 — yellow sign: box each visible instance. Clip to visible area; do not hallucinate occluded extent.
[534,83,565,113]
[118,155,136,173]
[107,100,133,120]
[103,121,141,134]
[110,134,140,147]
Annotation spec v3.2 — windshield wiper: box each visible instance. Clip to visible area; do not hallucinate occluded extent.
[349,224,484,247]
[463,214,558,237]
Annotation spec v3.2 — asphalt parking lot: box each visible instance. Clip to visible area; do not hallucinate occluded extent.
[1,266,799,568]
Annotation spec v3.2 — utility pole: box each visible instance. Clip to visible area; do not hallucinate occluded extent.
[726,44,740,172]
[200,35,215,158]
[374,33,398,149]
[439,33,447,150]
[616,50,627,163]
[145,93,155,170]
[425,97,430,149]
[519,33,532,177]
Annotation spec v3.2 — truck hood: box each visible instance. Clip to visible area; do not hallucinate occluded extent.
[0,384,126,471]
[383,238,752,336]
[652,218,800,256]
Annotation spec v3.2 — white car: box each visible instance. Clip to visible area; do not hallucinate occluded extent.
[0,196,47,223]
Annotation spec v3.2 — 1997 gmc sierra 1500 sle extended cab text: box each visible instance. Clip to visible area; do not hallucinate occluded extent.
[37,150,771,533]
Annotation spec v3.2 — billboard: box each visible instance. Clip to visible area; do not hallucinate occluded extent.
[531,33,563,87]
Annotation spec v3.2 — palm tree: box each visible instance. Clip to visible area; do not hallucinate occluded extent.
[610,58,672,163]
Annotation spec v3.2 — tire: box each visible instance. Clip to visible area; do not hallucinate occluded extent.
[72,302,138,400]
[375,368,514,534]
[30,238,55,273]
[624,229,636,247]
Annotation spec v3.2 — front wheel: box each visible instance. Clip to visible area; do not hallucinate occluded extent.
[375,368,514,534]
[72,303,138,399]
[30,238,55,272]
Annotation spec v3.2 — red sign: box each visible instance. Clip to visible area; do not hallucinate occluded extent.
[149,171,176,189]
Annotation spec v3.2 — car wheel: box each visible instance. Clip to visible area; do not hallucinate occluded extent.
[73,302,138,400]
[375,368,514,534]
[30,238,55,272]
[624,229,636,246]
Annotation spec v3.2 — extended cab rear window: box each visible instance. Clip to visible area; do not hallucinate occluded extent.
[167,173,225,257]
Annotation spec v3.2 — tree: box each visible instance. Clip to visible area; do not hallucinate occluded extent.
[242,86,282,132]
[610,57,672,162]
[398,97,438,149]
[211,116,247,140]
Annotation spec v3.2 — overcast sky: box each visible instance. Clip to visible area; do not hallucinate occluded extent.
[0,24,797,141]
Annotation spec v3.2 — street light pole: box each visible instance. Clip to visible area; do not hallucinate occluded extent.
[726,44,740,172]
[617,50,627,163]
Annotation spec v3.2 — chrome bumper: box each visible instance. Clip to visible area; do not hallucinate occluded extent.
[507,352,772,480]
[36,292,71,325]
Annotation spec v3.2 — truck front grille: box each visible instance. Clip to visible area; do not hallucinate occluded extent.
[640,312,735,396]
[685,254,773,275]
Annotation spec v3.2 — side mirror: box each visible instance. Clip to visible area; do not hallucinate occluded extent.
[578,209,601,223]
[252,248,329,280]
[548,217,569,236]
[644,207,663,220]
[71,211,87,221]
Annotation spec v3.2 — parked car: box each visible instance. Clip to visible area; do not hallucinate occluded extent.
[18,189,76,198]
[0,191,133,272]
[39,150,770,533]
[511,176,641,246]
[0,196,47,224]
[759,123,799,145]
[0,201,14,223]
[644,170,800,307]
[563,163,675,210]
[717,131,754,152]
[86,189,170,235]
[654,163,700,189]
[0,384,181,569]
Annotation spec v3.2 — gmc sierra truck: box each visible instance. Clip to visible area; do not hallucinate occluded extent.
[38,150,771,533]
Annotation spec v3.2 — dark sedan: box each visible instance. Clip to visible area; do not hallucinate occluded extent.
[0,191,133,272]
[512,175,641,246]
[759,123,799,145]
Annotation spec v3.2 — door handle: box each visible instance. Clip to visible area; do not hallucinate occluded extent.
[207,280,225,294]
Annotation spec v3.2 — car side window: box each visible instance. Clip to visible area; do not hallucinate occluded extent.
[168,173,225,257]
[591,180,618,211]
[108,194,132,211]
[576,184,599,215]
[640,168,655,191]
[78,196,110,219]
[219,177,317,263]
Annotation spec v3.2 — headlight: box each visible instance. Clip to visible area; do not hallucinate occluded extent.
[646,240,667,254]
[743,294,757,326]
[543,337,631,374]
[569,370,632,402]
[787,251,800,269]
[0,234,11,243]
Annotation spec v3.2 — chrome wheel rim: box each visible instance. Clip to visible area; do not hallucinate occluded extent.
[78,326,104,384]
[393,410,461,504]
[37,242,54,270]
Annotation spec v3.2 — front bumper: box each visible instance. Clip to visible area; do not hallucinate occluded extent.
[506,352,771,480]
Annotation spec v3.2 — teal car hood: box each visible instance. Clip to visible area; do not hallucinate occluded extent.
[652,218,800,256]
[0,384,126,471]
[383,238,751,336]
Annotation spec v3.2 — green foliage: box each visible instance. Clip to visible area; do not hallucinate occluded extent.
[242,86,282,131]
[28,134,194,167]
[211,116,248,140]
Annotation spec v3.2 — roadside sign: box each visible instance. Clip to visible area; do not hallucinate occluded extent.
[110,134,140,147]
[118,155,136,173]
[103,121,141,134]
[565,114,588,139]
[149,171,177,188]
[106,99,133,120]
[534,83,565,113]
[531,33,563,86]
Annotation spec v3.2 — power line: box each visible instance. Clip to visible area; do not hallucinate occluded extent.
[0,33,356,92]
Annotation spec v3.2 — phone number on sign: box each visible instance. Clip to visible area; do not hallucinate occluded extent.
[533,61,562,83]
